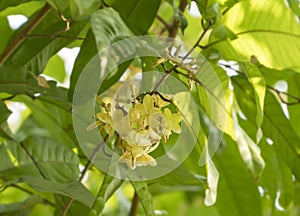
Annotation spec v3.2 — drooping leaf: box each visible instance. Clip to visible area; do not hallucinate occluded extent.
[20,176,94,207]
[197,63,235,141]
[0,100,11,124]
[214,135,262,216]
[204,158,219,206]
[240,61,266,128]
[232,75,300,180]
[259,138,294,211]
[112,0,161,35]
[0,0,33,12]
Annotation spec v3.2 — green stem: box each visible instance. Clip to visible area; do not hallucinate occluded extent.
[128,191,139,216]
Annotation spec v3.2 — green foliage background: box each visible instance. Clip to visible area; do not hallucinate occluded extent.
[0,0,300,215]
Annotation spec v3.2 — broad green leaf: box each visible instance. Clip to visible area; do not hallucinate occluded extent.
[0,100,11,124]
[260,139,294,210]
[197,63,235,140]
[211,0,300,70]
[0,136,79,182]
[210,23,237,40]
[287,72,300,138]
[0,195,42,215]
[0,1,44,17]
[70,0,100,21]
[233,76,300,180]
[130,181,155,216]
[112,0,161,35]
[43,54,66,83]
[20,176,94,207]
[90,8,133,51]
[0,65,41,95]
[0,0,33,12]
[214,135,262,216]
[4,9,87,75]
[240,61,266,128]
[69,29,98,101]
[0,17,13,54]
[17,95,74,148]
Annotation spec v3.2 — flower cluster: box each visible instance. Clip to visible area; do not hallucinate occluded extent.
[88,93,182,169]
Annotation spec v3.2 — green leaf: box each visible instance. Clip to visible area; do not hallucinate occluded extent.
[0,137,79,182]
[214,135,262,216]
[20,176,94,207]
[0,195,42,214]
[0,0,33,12]
[240,61,266,128]
[260,138,294,210]
[0,65,41,95]
[0,100,11,124]
[211,23,237,40]
[286,0,300,17]
[130,181,155,216]
[70,0,100,20]
[197,63,235,140]
[112,0,161,35]
[43,54,66,83]
[90,8,133,51]
[4,9,87,75]
[0,1,44,17]
[212,0,300,70]
[0,17,13,54]
[233,76,300,180]
[69,29,98,101]
[17,95,74,148]
[204,158,219,206]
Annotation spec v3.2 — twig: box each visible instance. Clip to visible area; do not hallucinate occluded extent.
[26,34,87,40]
[20,142,47,179]
[128,191,139,216]
[169,0,188,38]
[60,135,109,216]
[0,3,52,65]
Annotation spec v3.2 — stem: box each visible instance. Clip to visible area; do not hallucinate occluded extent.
[0,3,52,65]
[169,0,188,38]
[60,135,109,216]
[128,191,139,216]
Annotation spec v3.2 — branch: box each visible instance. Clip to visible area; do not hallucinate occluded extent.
[169,0,188,38]
[128,191,139,216]
[60,135,109,216]
[0,3,52,65]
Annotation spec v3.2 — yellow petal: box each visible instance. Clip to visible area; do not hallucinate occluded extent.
[96,113,111,124]
[143,94,153,113]
[86,121,101,131]
[136,153,157,167]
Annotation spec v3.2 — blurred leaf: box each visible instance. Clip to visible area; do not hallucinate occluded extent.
[90,8,133,50]
[235,124,265,178]
[240,61,266,128]
[70,0,100,20]
[233,76,300,180]
[211,23,237,40]
[43,54,66,83]
[214,135,262,216]
[286,0,300,17]
[0,17,13,54]
[212,0,300,70]
[20,176,94,207]
[197,63,235,141]
[0,0,33,12]
[112,0,161,35]
[0,136,79,182]
[0,65,41,95]
[260,139,294,210]
[4,9,87,75]
[131,181,155,216]
[17,95,74,148]
[0,195,42,215]
[0,101,11,124]
[204,158,219,206]
[68,29,98,101]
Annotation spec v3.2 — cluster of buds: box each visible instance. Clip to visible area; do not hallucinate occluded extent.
[88,92,182,169]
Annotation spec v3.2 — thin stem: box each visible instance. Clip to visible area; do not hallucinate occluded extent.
[169,0,188,38]
[152,64,178,92]
[26,34,87,40]
[128,191,139,216]
[0,3,52,65]
[60,135,109,216]
[20,142,47,179]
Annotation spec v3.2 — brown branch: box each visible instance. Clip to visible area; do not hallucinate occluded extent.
[128,191,139,216]
[169,0,188,38]
[0,3,52,65]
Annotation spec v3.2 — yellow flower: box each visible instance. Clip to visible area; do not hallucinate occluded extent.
[163,108,182,140]
[118,141,158,169]
[96,112,114,137]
